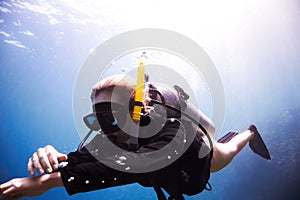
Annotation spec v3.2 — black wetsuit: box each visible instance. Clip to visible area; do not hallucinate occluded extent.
[59,120,212,199]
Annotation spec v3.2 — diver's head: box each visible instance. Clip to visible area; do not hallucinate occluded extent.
[91,74,136,107]
[90,75,136,147]
[89,74,185,146]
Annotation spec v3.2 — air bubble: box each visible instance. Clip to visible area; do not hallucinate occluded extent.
[119,156,127,161]
[125,167,131,171]
[115,160,126,165]
[167,155,171,159]
[68,177,75,182]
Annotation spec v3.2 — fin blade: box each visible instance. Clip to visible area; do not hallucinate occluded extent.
[249,125,271,160]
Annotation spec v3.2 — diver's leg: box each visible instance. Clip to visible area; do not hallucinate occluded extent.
[211,125,271,172]
[210,130,254,173]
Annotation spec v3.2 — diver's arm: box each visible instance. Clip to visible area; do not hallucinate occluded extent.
[0,172,63,199]
[58,120,186,195]
[59,160,139,195]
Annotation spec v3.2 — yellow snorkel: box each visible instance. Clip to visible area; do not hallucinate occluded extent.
[132,53,146,121]
[129,52,147,150]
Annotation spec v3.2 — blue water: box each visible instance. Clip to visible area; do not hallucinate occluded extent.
[1,0,300,200]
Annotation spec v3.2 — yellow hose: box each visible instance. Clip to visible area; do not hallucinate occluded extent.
[132,54,146,121]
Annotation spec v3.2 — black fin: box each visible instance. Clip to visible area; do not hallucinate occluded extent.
[217,132,239,143]
[248,125,271,160]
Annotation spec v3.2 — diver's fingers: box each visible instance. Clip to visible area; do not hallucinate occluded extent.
[0,181,12,193]
[37,148,53,174]
[1,185,15,197]
[44,145,68,169]
[32,152,45,175]
[0,180,13,195]
[2,185,22,200]
[44,145,60,170]
[1,184,24,199]
[27,158,35,176]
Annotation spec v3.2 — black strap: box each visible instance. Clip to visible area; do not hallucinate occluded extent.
[153,185,167,200]
[153,186,185,200]
[205,182,212,191]
[167,194,185,200]
[152,174,186,200]
[133,101,143,106]
[168,196,185,200]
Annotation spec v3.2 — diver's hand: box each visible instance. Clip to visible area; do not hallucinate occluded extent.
[27,145,68,176]
[0,172,63,199]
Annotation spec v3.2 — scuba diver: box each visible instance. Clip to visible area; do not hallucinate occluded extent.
[0,68,271,200]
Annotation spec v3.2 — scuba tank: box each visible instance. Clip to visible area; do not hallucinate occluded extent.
[144,82,215,146]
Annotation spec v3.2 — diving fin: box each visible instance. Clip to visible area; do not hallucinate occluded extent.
[217,132,239,143]
[248,125,271,160]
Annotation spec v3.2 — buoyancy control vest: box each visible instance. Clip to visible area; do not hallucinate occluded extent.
[139,84,214,200]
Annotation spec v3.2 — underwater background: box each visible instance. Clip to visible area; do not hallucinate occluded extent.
[1,0,300,199]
